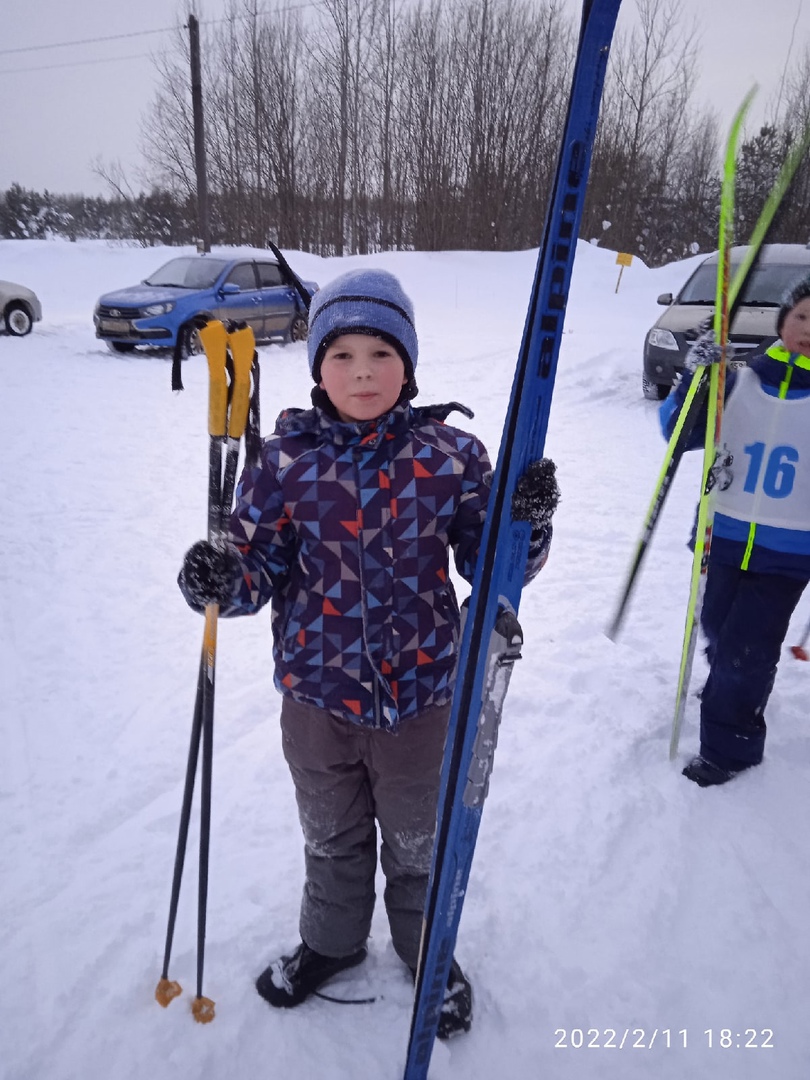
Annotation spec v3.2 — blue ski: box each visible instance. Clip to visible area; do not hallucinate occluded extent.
[403,2,623,1076]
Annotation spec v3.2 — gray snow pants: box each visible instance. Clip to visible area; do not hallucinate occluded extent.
[279,696,451,969]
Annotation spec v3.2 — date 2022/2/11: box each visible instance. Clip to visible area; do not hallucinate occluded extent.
[554,1028,774,1050]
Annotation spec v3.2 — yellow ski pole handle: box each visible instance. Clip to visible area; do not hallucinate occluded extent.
[200,320,229,438]
[226,324,256,439]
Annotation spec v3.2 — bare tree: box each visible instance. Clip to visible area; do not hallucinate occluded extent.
[370,0,405,248]
[311,0,380,254]
[129,0,786,264]
[590,0,699,256]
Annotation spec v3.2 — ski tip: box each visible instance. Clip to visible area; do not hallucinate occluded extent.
[790,645,809,661]
[736,84,759,117]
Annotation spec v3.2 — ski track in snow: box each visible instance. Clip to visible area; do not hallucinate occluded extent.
[2,238,809,1080]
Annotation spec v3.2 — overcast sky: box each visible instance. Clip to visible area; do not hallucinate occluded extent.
[1,0,807,198]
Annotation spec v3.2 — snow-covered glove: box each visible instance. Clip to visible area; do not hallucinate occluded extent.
[708,447,734,494]
[178,540,240,611]
[511,458,560,529]
[684,317,729,372]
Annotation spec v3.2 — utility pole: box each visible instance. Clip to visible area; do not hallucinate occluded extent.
[188,14,210,253]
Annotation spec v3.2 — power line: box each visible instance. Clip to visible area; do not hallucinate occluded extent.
[0,4,316,59]
[0,26,177,56]
[0,52,164,76]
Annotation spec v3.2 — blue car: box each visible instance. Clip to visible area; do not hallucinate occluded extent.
[94,252,318,355]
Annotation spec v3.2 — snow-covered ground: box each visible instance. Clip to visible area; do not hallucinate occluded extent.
[2,237,808,1080]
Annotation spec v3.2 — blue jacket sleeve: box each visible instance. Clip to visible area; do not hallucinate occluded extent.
[658,369,705,448]
[659,368,740,448]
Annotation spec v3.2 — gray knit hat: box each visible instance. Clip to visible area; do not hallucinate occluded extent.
[777,274,810,337]
[307,269,418,384]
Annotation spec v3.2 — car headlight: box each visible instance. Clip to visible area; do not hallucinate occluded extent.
[142,302,175,316]
[647,328,679,350]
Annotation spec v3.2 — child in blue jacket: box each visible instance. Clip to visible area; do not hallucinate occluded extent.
[660,276,810,786]
[179,269,559,1032]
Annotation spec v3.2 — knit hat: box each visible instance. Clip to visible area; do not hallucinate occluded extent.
[307,269,418,387]
[777,274,810,337]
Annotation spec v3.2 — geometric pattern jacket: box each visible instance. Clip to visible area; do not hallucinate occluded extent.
[219,401,548,730]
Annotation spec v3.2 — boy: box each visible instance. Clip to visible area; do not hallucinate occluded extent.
[179,269,559,1033]
[661,276,810,786]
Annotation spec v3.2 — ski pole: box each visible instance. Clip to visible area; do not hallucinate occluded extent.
[156,318,228,1019]
[155,320,255,1022]
[192,319,230,1023]
[154,660,205,1010]
[791,615,810,661]
[192,322,255,1023]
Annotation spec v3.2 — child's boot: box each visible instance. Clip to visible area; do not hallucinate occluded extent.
[410,957,473,1039]
[682,755,741,787]
[436,959,473,1039]
[256,941,367,1007]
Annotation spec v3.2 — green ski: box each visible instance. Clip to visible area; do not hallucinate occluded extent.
[669,88,756,760]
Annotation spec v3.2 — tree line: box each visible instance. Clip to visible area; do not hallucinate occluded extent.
[2,0,809,267]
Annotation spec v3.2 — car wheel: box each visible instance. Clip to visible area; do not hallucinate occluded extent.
[181,322,204,358]
[642,374,670,401]
[289,314,308,343]
[5,302,33,336]
[107,341,136,354]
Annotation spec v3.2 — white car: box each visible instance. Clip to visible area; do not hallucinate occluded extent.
[1,279,43,336]
[642,243,810,399]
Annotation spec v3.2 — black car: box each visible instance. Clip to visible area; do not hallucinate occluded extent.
[642,243,810,399]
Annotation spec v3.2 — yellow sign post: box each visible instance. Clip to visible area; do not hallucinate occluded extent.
[615,251,633,293]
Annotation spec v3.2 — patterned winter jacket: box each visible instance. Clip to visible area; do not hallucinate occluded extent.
[218,400,549,730]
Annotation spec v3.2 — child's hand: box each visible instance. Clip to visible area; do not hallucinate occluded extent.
[684,317,729,372]
[511,458,560,529]
[178,540,240,610]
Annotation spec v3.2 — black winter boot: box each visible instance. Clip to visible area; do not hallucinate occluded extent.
[436,959,473,1039]
[682,755,742,787]
[256,941,367,1008]
[410,957,473,1039]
